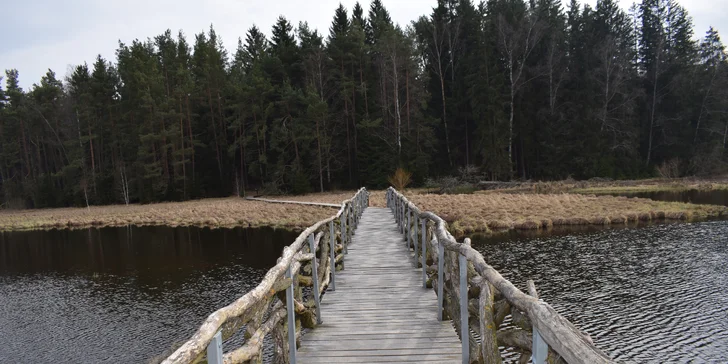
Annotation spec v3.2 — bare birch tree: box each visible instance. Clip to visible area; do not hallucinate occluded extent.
[497,9,544,169]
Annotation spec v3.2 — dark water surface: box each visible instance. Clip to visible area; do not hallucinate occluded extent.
[0,226,297,363]
[473,221,728,363]
[600,188,728,206]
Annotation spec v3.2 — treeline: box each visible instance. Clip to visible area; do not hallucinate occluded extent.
[1,0,726,208]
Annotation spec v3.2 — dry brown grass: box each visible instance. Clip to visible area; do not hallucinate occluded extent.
[261,190,390,208]
[0,197,337,232]
[405,192,728,236]
[477,177,728,195]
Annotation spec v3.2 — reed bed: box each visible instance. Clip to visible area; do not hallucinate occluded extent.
[0,197,334,232]
[405,192,728,235]
[260,190,390,207]
[479,177,728,195]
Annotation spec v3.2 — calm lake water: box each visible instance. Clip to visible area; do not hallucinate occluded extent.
[473,221,728,363]
[599,188,728,206]
[0,226,297,363]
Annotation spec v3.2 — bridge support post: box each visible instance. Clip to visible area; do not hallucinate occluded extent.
[422,218,427,287]
[285,265,297,364]
[437,238,444,321]
[459,253,469,364]
[329,221,335,291]
[309,235,322,324]
[206,330,222,364]
[533,327,548,364]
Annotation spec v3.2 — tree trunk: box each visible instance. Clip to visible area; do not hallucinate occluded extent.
[185,95,195,182]
[254,111,265,182]
[180,100,187,199]
[406,66,411,135]
[393,54,402,159]
[316,118,324,193]
[342,60,352,185]
[439,73,452,167]
[646,46,661,166]
[19,114,30,178]
[508,83,515,171]
[87,120,97,196]
[360,62,369,119]
[694,64,717,145]
[351,63,359,186]
[239,123,247,197]
[207,88,223,179]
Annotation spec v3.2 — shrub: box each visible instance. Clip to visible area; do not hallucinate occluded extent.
[656,158,681,178]
[388,168,412,190]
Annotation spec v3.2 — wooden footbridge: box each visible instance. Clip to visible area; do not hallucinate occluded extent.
[161,188,613,364]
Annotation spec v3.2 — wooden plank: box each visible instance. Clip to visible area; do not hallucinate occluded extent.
[297,348,462,356]
[299,208,462,364]
[301,340,461,350]
[298,354,461,363]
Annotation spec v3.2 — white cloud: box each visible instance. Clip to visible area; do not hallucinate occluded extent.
[1,0,725,89]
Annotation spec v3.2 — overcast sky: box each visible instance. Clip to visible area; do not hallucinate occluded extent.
[1,0,726,89]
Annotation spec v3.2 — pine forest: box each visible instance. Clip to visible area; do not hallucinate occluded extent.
[1,0,726,208]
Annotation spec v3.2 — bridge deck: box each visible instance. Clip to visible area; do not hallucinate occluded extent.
[298,208,461,363]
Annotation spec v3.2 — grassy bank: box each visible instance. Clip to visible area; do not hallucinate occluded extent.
[403,192,728,236]
[0,197,335,232]
[262,189,727,235]
[260,190,389,208]
[3,185,726,234]
[478,177,728,195]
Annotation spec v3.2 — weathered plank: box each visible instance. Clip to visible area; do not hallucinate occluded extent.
[298,208,461,364]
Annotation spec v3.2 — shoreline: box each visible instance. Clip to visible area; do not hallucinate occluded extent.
[0,197,335,233]
[1,182,727,235]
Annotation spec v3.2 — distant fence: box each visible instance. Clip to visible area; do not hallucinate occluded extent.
[386,187,613,364]
[161,188,369,364]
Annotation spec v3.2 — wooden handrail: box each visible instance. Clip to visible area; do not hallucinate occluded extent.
[386,187,613,364]
[161,188,369,364]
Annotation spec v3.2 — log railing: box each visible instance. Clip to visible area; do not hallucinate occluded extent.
[386,187,614,364]
[161,188,369,364]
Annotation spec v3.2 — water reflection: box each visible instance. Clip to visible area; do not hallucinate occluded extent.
[472,221,728,363]
[0,226,298,363]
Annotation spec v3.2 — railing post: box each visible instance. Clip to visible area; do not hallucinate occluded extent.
[285,265,297,364]
[206,330,223,364]
[437,237,444,321]
[533,327,548,364]
[401,203,406,235]
[349,203,355,237]
[406,206,411,247]
[309,234,322,324]
[342,210,348,255]
[351,198,356,229]
[413,214,418,267]
[421,218,427,288]
[355,195,360,226]
[329,220,336,291]
[459,253,469,364]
